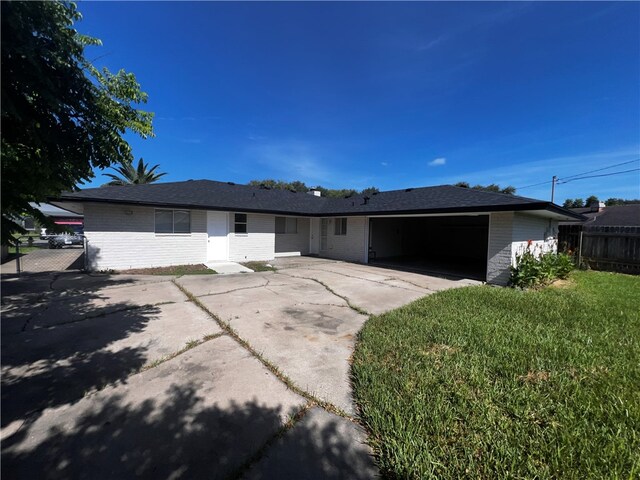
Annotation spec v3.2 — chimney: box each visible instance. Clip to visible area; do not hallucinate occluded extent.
[308,190,321,197]
[590,201,605,213]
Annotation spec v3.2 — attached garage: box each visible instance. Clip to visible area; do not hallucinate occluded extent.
[368,215,489,280]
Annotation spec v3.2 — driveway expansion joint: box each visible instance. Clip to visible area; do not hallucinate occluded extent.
[171,279,353,420]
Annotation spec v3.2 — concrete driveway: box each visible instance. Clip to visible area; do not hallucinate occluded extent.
[1,258,478,479]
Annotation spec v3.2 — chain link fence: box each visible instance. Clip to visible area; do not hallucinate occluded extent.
[1,234,86,275]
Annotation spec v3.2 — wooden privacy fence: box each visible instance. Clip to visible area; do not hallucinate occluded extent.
[559,225,640,274]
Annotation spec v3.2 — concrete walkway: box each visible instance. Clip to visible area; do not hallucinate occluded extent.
[1,259,479,479]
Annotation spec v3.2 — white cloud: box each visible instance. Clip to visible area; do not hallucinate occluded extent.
[429,157,447,167]
[381,162,388,167]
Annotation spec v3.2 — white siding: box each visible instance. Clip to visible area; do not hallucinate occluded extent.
[320,216,367,263]
[486,212,514,285]
[84,203,207,271]
[275,217,310,256]
[227,213,275,262]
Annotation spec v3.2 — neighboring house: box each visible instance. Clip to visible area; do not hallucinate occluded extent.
[52,180,583,284]
[559,202,640,274]
[25,202,84,232]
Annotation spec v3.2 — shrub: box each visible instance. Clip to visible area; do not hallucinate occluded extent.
[510,242,575,288]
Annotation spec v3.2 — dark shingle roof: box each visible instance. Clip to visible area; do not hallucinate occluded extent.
[583,205,640,226]
[55,180,584,219]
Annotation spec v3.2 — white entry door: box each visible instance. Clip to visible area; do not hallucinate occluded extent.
[207,211,228,261]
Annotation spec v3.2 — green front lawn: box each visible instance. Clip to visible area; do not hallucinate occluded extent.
[352,271,640,479]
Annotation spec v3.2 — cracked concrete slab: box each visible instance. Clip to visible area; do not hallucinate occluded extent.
[1,301,220,439]
[2,336,307,480]
[244,407,377,480]
[3,280,189,331]
[279,266,430,315]
[197,273,366,415]
[323,262,481,291]
[175,272,273,297]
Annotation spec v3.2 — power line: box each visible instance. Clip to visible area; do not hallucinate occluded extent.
[515,179,553,190]
[557,167,640,184]
[514,158,640,191]
[557,158,639,182]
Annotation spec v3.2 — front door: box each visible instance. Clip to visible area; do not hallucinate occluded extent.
[207,211,228,261]
[320,218,328,252]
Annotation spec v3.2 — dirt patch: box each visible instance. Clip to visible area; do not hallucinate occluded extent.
[421,344,459,356]
[549,278,573,289]
[518,370,550,384]
[118,264,216,275]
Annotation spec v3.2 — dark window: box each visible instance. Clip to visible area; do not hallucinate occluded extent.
[334,217,347,236]
[275,216,297,234]
[155,209,191,234]
[234,213,247,234]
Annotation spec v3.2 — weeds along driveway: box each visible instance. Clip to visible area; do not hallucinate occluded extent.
[1,262,476,479]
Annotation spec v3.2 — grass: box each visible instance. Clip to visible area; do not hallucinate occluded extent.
[118,264,217,275]
[7,245,40,254]
[352,271,640,479]
[241,261,276,272]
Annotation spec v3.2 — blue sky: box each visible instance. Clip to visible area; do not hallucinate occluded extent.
[79,1,639,203]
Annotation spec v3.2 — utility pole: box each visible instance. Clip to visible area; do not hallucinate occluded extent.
[551,175,557,203]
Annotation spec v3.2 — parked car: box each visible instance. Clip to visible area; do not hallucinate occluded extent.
[48,227,84,249]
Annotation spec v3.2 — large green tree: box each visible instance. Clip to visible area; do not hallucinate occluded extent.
[1,1,154,243]
[103,158,166,186]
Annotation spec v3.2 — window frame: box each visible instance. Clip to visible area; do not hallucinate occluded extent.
[234,213,248,234]
[334,217,347,236]
[154,209,191,234]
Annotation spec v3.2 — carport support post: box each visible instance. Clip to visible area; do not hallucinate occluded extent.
[15,240,21,275]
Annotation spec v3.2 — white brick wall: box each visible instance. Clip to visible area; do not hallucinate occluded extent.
[486,212,514,285]
[227,213,275,262]
[511,213,558,262]
[84,203,207,270]
[275,217,310,256]
[487,212,559,285]
[320,216,367,263]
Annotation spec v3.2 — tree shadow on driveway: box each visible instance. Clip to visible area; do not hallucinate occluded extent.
[2,383,376,480]
[1,275,160,433]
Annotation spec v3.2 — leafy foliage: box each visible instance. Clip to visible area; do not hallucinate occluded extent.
[454,181,516,195]
[247,179,379,198]
[103,158,167,186]
[562,196,640,208]
[604,197,640,206]
[510,243,575,288]
[1,1,153,244]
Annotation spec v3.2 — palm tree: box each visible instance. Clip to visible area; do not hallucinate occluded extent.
[103,158,167,186]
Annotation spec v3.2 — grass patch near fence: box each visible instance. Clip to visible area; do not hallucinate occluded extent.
[352,271,640,479]
[241,261,276,272]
